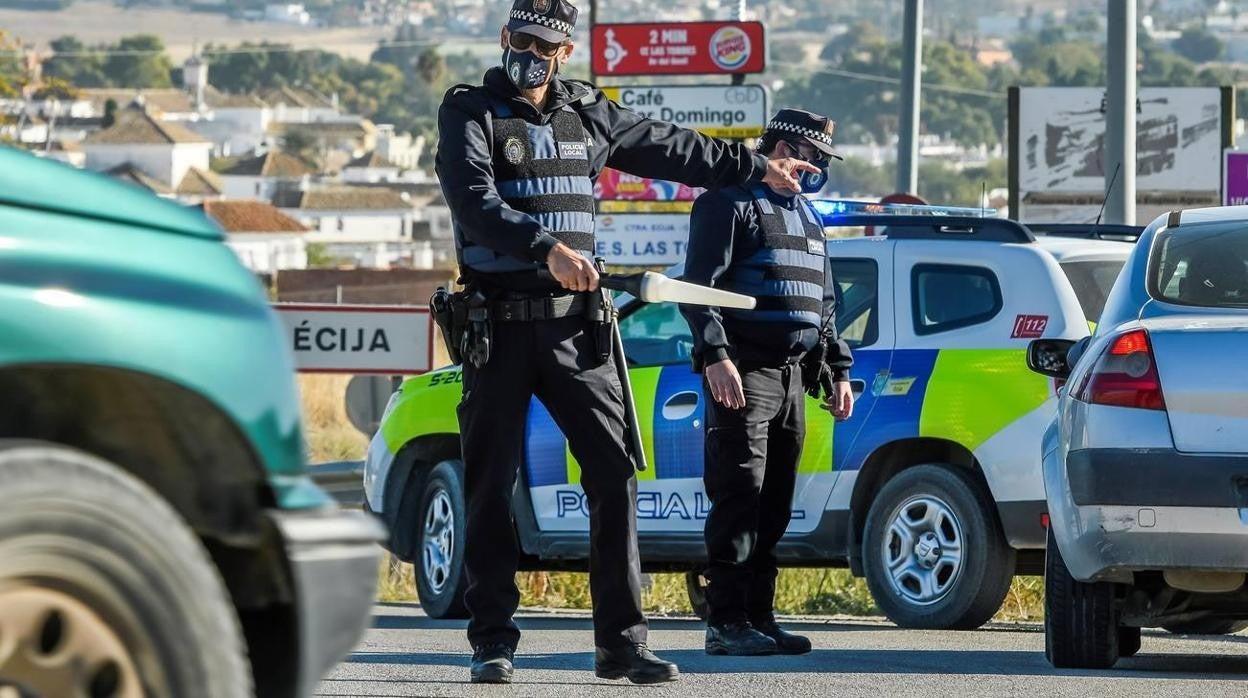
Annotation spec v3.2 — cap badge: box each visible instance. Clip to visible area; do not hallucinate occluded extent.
[533,0,551,14]
[504,137,526,165]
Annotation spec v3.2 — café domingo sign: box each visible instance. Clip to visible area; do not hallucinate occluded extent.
[600,85,768,139]
[274,304,434,375]
[592,21,766,76]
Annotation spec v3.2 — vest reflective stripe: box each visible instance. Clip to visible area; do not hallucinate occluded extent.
[456,97,596,274]
[720,186,826,327]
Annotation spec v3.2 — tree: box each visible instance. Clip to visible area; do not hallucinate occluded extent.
[102,35,174,88]
[415,48,447,87]
[0,31,23,100]
[43,35,108,87]
[1172,27,1223,64]
[102,98,118,128]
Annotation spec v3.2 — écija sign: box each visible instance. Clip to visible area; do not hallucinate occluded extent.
[592,21,766,76]
[274,304,433,374]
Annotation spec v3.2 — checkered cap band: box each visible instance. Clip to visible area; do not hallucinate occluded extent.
[510,9,574,35]
[767,120,834,146]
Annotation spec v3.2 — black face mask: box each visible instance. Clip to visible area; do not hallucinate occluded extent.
[799,166,829,195]
[502,47,558,90]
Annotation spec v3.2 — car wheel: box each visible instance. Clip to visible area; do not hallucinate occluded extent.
[0,441,252,697]
[1044,527,1121,669]
[685,572,710,620]
[1118,626,1142,657]
[862,464,1015,629]
[412,460,469,620]
[1161,618,1248,636]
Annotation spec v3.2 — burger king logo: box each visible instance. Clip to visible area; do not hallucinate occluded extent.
[709,26,751,71]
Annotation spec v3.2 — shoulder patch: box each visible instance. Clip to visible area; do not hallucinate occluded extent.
[563,80,598,108]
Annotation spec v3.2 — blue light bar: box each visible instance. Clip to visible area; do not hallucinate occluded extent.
[811,198,995,224]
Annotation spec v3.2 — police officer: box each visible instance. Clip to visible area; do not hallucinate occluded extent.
[435,0,820,685]
[680,109,855,656]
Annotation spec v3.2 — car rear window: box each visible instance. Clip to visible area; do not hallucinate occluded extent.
[1150,225,1248,308]
[1059,260,1125,323]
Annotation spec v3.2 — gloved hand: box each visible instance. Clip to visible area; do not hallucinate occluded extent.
[799,342,836,400]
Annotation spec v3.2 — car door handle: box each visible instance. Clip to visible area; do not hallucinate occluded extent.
[849,379,867,397]
[661,391,700,421]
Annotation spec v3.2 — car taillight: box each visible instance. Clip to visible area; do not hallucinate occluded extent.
[1073,329,1165,410]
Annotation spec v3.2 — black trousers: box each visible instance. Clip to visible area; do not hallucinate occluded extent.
[702,362,805,625]
[458,314,646,650]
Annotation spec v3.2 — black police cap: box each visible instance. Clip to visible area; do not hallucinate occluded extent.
[508,0,579,44]
[766,108,844,160]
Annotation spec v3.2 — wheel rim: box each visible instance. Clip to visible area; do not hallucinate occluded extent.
[0,585,143,698]
[881,494,965,606]
[422,488,455,596]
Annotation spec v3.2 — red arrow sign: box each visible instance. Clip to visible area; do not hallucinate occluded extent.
[592,21,766,76]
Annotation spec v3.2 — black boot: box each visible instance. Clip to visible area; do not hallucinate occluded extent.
[470,644,514,684]
[595,643,680,684]
[705,621,778,656]
[752,618,812,655]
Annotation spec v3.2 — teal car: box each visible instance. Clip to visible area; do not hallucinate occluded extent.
[365,212,1131,630]
[0,148,381,698]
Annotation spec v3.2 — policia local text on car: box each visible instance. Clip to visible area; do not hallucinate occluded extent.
[433,0,820,685]
[681,109,855,657]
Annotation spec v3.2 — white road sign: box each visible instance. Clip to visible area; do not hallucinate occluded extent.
[275,304,433,374]
[594,214,690,266]
[600,84,768,138]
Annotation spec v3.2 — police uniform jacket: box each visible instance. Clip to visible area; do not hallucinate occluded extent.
[681,185,853,379]
[436,67,771,293]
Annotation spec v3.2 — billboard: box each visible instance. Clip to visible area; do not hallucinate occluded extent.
[600,84,768,138]
[1016,87,1224,193]
[1224,150,1248,205]
[594,214,690,266]
[592,21,766,76]
[596,168,703,202]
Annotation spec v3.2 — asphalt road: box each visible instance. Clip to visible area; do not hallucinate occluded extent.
[319,603,1248,697]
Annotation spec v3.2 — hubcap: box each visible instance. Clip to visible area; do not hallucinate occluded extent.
[0,585,143,698]
[882,495,965,606]
[422,488,455,595]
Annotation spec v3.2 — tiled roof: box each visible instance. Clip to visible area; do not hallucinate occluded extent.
[219,150,316,178]
[202,200,309,233]
[84,108,210,146]
[105,162,172,194]
[275,186,410,211]
[176,167,223,196]
[204,86,268,110]
[268,119,375,137]
[261,85,336,110]
[345,150,400,170]
[80,88,195,115]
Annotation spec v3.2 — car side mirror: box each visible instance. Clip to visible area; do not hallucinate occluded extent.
[1027,338,1079,379]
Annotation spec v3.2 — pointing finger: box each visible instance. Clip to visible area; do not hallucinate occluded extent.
[789,158,822,175]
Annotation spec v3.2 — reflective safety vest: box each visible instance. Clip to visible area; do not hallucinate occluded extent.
[457,99,596,274]
[718,186,827,328]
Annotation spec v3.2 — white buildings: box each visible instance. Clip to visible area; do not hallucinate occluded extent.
[375,124,425,171]
[218,150,316,201]
[275,186,428,268]
[341,150,403,183]
[203,200,310,272]
[264,3,312,25]
[83,108,214,189]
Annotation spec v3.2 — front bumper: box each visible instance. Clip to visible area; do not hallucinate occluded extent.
[269,507,386,696]
[1048,448,1248,583]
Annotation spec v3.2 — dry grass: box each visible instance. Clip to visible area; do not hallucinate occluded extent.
[299,374,370,463]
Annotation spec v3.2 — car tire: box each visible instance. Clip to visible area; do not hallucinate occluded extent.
[412,460,469,620]
[1118,626,1142,657]
[1161,618,1248,636]
[1044,527,1121,669]
[862,464,1015,630]
[0,441,253,698]
[686,572,710,620]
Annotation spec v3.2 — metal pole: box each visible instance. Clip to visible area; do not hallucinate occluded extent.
[896,0,923,195]
[1105,0,1137,224]
[730,0,746,86]
[587,0,598,83]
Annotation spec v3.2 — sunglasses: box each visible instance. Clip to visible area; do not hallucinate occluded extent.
[509,32,566,58]
[783,140,830,166]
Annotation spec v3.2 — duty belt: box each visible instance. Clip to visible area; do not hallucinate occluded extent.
[492,294,589,322]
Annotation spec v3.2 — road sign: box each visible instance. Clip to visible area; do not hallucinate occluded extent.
[275,304,433,374]
[1225,150,1248,205]
[599,200,695,214]
[600,84,768,138]
[592,21,766,76]
[595,213,690,266]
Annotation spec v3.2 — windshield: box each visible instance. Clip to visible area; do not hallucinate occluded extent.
[1059,260,1125,322]
[1150,225,1248,309]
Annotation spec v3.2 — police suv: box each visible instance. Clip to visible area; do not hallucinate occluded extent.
[363,203,1133,630]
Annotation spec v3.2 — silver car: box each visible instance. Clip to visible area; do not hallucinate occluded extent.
[1028,206,1248,669]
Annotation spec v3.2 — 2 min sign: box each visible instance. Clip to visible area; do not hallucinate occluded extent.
[274,304,434,375]
[592,21,766,76]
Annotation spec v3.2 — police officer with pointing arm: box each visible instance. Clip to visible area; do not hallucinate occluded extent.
[680,109,855,657]
[435,0,820,684]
